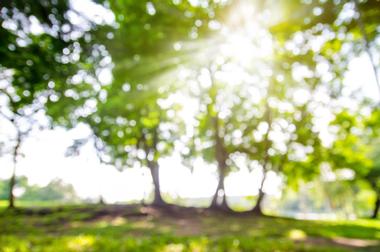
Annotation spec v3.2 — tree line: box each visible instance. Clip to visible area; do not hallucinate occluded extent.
[0,0,379,218]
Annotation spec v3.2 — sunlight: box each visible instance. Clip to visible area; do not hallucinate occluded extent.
[67,235,95,251]
[220,33,256,65]
[287,229,307,241]
[220,0,273,65]
[2,0,380,241]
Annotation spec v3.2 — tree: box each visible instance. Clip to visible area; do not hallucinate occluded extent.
[270,0,380,98]
[363,109,380,218]
[0,176,79,202]
[20,178,79,202]
[366,152,380,218]
[0,0,105,207]
[185,65,234,211]
[75,0,221,206]
[86,74,181,206]
[328,108,380,218]
[177,0,327,213]
[264,0,380,215]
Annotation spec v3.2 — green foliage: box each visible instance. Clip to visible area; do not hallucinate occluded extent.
[106,0,218,59]
[329,108,380,196]
[0,177,78,203]
[0,180,9,200]
[20,179,79,202]
[0,1,102,121]
[80,0,225,170]
[329,110,372,175]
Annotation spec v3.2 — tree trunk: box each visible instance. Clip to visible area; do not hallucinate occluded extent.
[8,133,21,209]
[210,169,229,210]
[251,103,272,216]
[148,160,166,206]
[251,170,267,215]
[371,193,380,219]
[252,190,265,215]
[8,171,16,209]
[142,127,166,207]
[209,117,230,211]
[353,0,380,97]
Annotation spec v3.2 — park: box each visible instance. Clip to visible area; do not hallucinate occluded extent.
[1,0,380,251]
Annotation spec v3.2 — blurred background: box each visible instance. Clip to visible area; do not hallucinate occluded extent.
[1,0,380,221]
[2,1,380,251]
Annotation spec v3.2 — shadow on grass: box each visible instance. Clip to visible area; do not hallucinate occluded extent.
[0,204,379,251]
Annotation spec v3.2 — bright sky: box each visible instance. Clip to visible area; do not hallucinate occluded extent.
[0,123,282,202]
[0,0,378,204]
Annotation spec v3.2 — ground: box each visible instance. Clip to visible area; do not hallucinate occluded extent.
[0,204,379,251]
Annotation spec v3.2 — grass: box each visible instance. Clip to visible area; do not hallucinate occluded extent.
[0,200,80,208]
[0,204,379,251]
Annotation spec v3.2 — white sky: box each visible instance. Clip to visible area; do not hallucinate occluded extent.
[0,124,282,202]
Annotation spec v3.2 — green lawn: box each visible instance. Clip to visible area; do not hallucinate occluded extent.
[0,204,379,252]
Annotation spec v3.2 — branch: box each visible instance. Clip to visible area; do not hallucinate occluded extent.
[93,140,113,166]
[0,109,15,123]
[353,0,380,99]
[233,146,256,156]
[0,88,14,103]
